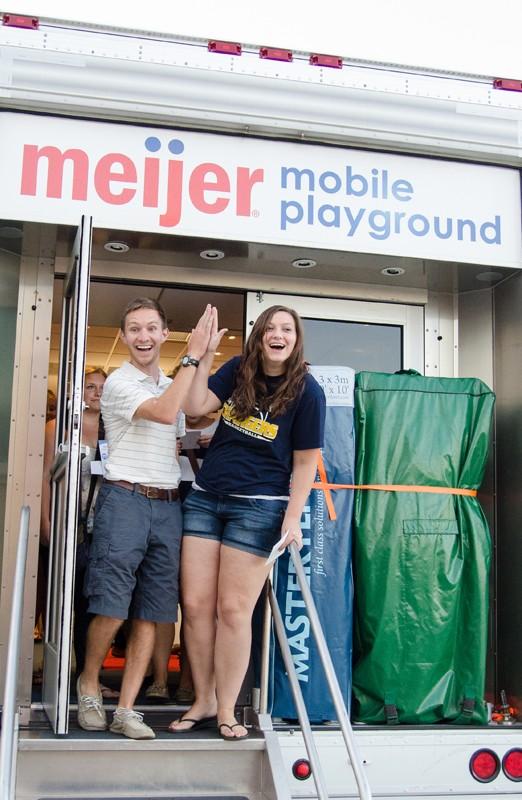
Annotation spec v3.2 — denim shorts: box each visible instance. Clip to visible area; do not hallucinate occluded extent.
[183,489,287,558]
[84,483,182,622]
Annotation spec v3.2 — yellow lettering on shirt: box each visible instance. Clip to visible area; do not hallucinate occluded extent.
[222,401,278,441]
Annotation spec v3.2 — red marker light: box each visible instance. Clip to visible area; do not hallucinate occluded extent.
[2,13,39,29]
[260,47,293,62]
[208,40,241,56]
[503,749,522,781]
[469,749,500,782]
[493,78,522,92]
[310,53,343,69]
[292,758,312,780]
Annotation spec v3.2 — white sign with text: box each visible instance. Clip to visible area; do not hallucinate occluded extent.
[0,112,520,267]
[310,366,355,407]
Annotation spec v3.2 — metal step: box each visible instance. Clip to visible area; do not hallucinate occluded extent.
[15,713,282,800]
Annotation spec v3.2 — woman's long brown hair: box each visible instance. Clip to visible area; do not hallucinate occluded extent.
[230,305,308,419]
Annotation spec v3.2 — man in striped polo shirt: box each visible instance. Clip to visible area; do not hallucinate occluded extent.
[77,297,216,740]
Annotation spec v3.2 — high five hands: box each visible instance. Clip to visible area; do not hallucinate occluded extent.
[187,305,228,362]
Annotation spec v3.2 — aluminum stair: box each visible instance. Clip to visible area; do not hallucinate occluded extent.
[15,715,283,800]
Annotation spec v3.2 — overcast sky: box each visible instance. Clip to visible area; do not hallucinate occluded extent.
[5,0,522,77]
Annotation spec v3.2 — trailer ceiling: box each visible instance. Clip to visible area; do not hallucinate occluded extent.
[2,219,516,294]
[50,225,518,295]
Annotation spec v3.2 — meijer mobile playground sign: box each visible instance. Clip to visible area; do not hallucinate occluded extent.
[0,112,520,267]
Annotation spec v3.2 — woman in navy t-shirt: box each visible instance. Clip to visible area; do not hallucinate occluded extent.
[169,305,325,740]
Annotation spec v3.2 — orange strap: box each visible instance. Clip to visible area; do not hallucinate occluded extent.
[314,452,477,521]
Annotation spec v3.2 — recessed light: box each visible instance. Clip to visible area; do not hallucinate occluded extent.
[0,225,23,238]
[476,271,502,282]
[381,266,405,276]
[215,351,222,356]
[292,258,317,269]
[227,335,236,340]
[104,241,130,253]
[200,249,225,260]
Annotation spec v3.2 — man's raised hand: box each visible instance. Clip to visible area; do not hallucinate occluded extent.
[187,304,214,360]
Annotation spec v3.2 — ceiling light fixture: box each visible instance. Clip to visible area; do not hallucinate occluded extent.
[104,241,130,253]
[292,258,317,269]
[200,249,225,260]
[0,225,23,238]
[381,266,405,276]
[476,271,502,282]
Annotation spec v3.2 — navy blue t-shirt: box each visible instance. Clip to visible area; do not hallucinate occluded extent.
[196,356,326,497]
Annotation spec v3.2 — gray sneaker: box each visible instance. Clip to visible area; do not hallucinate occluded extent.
[110,708,155,740]
[145,681,170,702]
[76,676,107,731]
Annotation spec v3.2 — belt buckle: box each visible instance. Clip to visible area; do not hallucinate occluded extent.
[145,485,158,499]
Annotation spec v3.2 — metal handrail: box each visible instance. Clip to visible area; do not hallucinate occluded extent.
[268,582,331,800]
[266,542,372,800]
[0,506,31,800]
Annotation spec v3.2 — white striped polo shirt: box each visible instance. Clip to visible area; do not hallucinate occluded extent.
[101,361,185,489]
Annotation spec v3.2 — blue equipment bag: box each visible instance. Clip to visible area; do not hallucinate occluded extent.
[269,366,355,722]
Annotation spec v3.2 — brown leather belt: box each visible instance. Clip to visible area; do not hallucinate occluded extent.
[104,479,179,502]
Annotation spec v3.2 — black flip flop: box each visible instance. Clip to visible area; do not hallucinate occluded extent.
[169,715,217,733]
[218,722,249,741]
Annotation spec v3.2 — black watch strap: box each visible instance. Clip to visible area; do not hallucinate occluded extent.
[182,355,200,368]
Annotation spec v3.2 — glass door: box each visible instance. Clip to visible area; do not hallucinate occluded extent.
[42,217,93,734]
[245,293,424,373]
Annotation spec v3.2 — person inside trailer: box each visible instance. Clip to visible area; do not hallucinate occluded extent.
[145,408,217,705]
[33,389,58,652]
[39,367,119,699]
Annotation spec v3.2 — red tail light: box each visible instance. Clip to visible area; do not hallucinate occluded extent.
[292,758,312,780]
[469,749,500,782]
[503,748,522,781]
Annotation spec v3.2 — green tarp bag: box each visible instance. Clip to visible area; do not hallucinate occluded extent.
[353,370,494,725]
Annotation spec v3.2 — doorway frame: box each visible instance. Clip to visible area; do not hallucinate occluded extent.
[1,225,439,721]
[245,291,425,373]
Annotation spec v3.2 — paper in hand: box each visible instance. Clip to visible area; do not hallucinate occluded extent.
[180,430,202,449]
[265,530,289,566]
